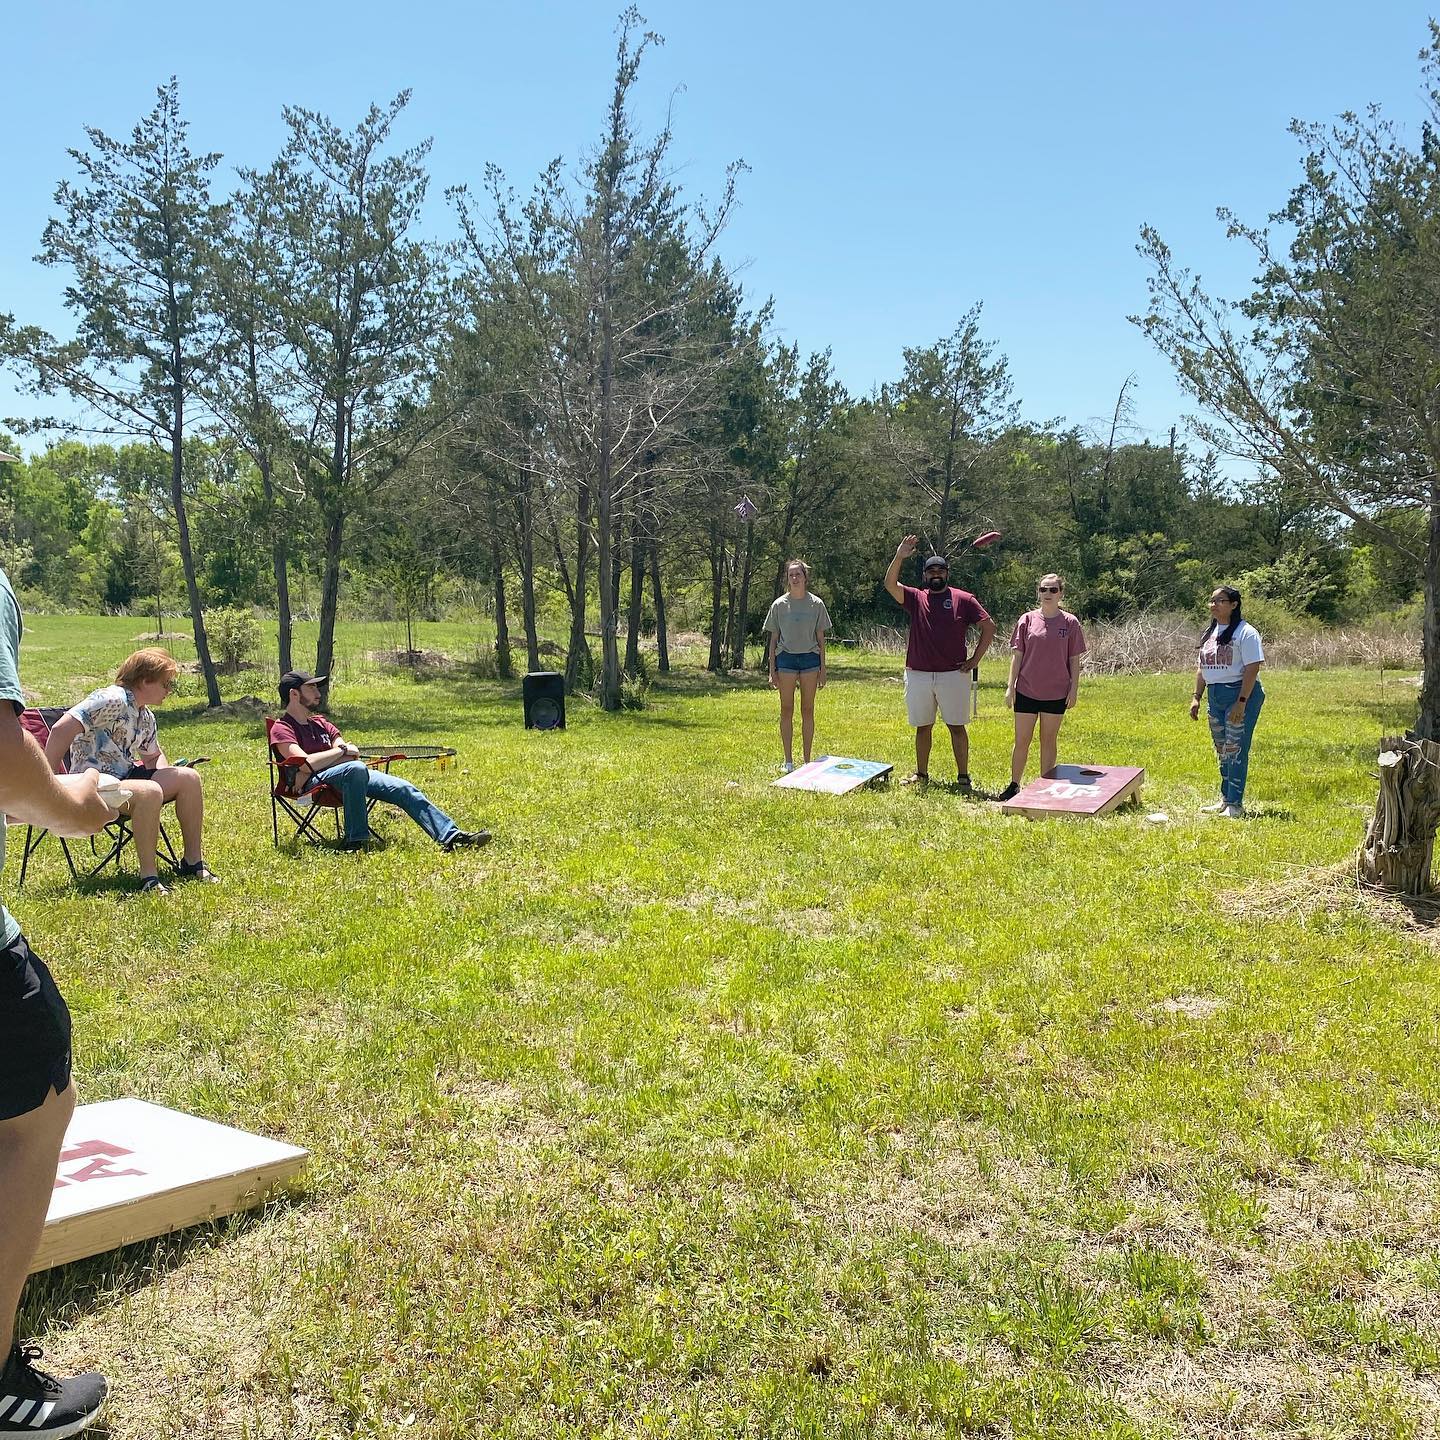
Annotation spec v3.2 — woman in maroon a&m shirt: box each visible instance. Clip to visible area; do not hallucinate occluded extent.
[997,573,1086,802]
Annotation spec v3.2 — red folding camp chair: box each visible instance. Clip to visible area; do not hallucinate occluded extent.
[10,707,179,885]
[266,717,382,847]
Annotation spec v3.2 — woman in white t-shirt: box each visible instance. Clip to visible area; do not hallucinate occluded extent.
[1189,586,1265,817]
[763,560,830,772]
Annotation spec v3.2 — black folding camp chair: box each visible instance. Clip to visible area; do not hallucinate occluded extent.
[11,706,179,885]
[266,718,383,847]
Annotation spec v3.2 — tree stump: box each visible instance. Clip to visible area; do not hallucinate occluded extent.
[1357,735,1440,894]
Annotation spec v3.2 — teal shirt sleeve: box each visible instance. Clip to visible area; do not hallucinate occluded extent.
[0,568,24,945]
[0,573,21,712]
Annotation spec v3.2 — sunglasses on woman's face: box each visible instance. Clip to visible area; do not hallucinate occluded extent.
[1037,586,1060,594]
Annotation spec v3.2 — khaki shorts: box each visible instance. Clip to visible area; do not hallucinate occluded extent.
[904,668,972,727]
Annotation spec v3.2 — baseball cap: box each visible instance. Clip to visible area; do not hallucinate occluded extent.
[923,554,949,571]
[279,670,328,704]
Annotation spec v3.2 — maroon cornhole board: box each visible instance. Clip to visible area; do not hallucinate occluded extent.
[1000,763,1144,819]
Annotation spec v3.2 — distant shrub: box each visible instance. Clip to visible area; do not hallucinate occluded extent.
[1072,612,1195,675]
[208,606,262,673]
[1236,596,1320,642]
[619,653,652,709]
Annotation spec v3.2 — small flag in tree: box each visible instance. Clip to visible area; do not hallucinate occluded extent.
[734,495,758,522]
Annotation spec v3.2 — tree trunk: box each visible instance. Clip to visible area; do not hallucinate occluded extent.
[168,426,221,707]
[487,487,513,680]
[625,507,644,674]
[648,537,669,674]
[259,459,293,674]
[316,506,345,683]
[1357,492,1440,893]
[723,517,742,666]
[517,475,540,673]
[730,517,756,669]
[491,547,513,680]
[596,298,621,711]
[610,487,625,625]
[707,516,725,673]
[596,477,621,709]
[1358,738,1440,892]
[273,536,293,675]
[564,480,591,695]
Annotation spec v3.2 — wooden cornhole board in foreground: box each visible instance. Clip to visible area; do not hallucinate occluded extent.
[32,1099,308,1273]
[1001,763,1145,819]
[773,755,893,794]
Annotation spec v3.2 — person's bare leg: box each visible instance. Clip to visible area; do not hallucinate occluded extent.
[947,723,969,777]
[0,1082,75,1356]
[914,724,933,776]
[1011,712,1038,785]
[123,778,164,878]
[776,671,797,765]
[798,669,821,763]
[156,765,203,865]
[1039,712,1065,778]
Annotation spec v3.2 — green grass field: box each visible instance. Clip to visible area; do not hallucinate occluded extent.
[10,615,1440,1439]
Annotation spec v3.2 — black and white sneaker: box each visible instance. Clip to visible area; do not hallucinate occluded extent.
[0,1343,106,1438]
[995,781,1020,802]
[443,829,492,852]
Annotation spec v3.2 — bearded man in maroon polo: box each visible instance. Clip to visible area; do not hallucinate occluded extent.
[883,534,996,792]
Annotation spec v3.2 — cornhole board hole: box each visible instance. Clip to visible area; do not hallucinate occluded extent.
[1001,764,1145,819]
[773,755,894,794]
[31,1099,308,1273]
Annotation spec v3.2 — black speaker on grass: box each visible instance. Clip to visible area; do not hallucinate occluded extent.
[523,670,565,730]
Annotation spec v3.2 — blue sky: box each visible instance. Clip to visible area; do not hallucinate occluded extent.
[1,1,1433,457]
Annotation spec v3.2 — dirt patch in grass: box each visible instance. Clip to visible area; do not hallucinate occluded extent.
[203,694,269,718]
[1229,861,1440,939]
[367,647,455,671]
[1154,995,1228,1020]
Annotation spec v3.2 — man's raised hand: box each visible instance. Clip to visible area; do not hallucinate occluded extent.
[897,534,919,559]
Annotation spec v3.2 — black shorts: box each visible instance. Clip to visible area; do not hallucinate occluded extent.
[1014,690,1067,716]
[0,930,73,1121]
[125,765,157,782]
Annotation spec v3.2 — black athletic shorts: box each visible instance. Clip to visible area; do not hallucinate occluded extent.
[1014,690,1068,716]
[0,930,73,1121]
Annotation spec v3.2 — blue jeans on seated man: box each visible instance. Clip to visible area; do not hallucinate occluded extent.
[1206,680,1265,807]
[306,760,459,846]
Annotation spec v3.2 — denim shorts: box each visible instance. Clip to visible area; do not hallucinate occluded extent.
[775,651,821,673]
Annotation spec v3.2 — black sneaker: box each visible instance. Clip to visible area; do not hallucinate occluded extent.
[443,829,492,852]
[956,773,973,795]
[175,859,221,884]
[0,1342,106,1438]
[995,781,1021,802]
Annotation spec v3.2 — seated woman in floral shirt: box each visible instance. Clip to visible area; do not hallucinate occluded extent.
[43,648,218,895]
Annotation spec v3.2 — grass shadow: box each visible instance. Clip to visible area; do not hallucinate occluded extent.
[19,1192,305,1334]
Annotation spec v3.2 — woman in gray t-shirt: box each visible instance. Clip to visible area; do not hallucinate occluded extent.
[763,559,830,772]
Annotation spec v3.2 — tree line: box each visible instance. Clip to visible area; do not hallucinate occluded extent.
[0,12,1425,717]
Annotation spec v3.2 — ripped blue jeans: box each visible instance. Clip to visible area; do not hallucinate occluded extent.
[1206,680,1264,807]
